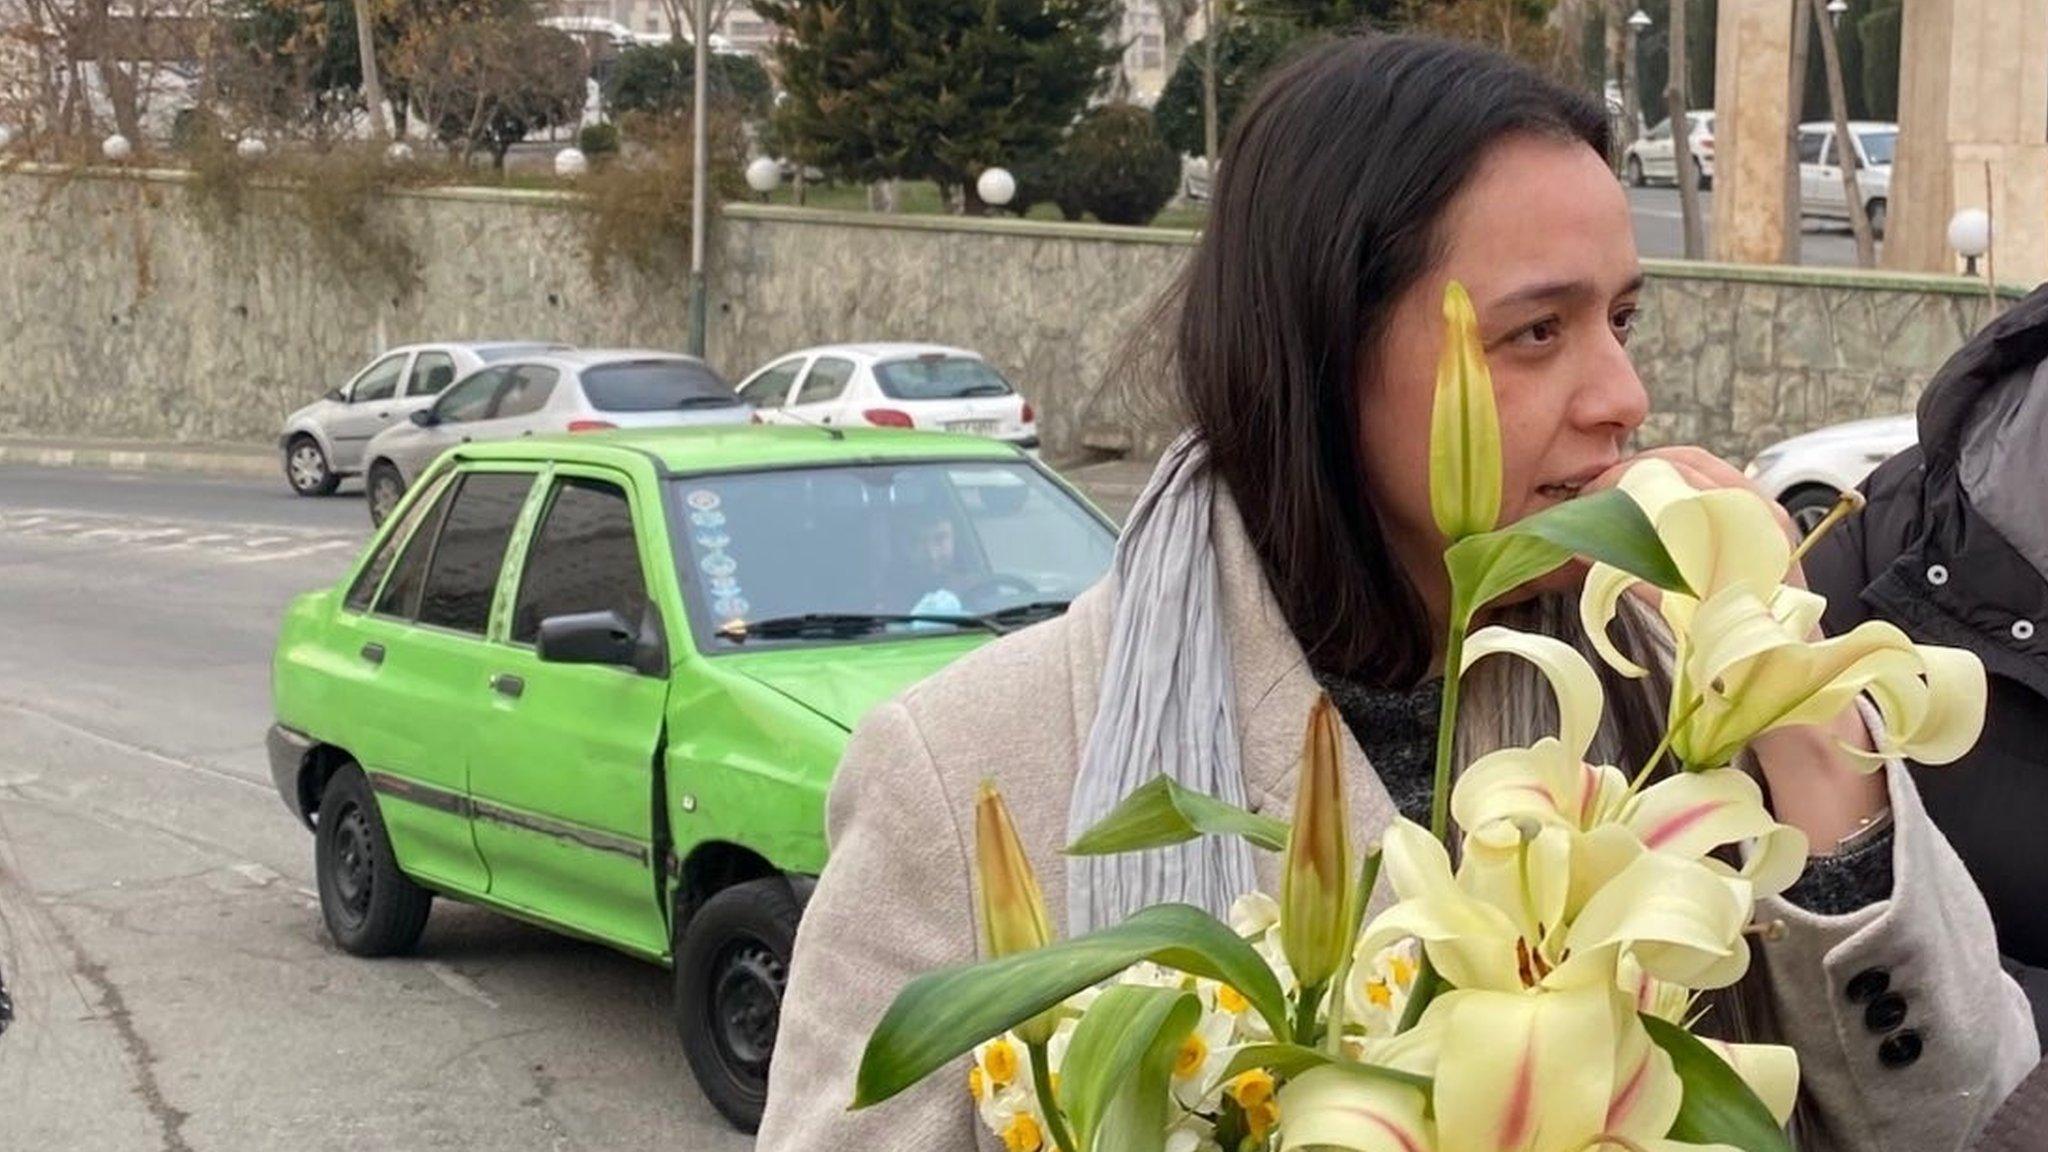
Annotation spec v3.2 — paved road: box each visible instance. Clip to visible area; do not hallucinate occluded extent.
[0,467,752,1151]
[1627,185,1871,268]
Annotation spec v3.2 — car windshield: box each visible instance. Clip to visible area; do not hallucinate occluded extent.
[670,461,1115,648]
[475,343,568,362]
[873,356,1015,401]
[581,360,740,411]
[1858,130,1896,166]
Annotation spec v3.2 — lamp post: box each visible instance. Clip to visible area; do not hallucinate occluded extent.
[976,167,1016,214]
[745,157,781,204]
[102,133,132,163]
[554,147,588,178]
[686,0,711,359]
[1947,208,1989,277]
[1625,9,1651,151]
[1826,0,1848,26]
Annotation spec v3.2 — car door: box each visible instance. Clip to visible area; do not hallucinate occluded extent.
[481,364,561,439]
[1796,130,1828,214]
[399,348,461,417]
[327,352,414,473]
[1641,119,1673,179]
[1810,133,1845,214]
[735,357,805,425]
[785,355,858,426]
[467,467,670,956]
[392,366,512,481]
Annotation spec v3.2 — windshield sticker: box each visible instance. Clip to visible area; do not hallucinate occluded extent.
[699,552,738,579]
[713,596,751,618]
[707,574,740,595]
[694,529,731,550]
[686,488,722,512]
[688,508,727,529]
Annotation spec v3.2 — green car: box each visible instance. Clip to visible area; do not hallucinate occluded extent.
[267,426,1116,1129]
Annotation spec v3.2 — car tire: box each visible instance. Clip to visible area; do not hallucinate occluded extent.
[366,461,406,527]
[1866,198,1887,240]
[1625,155,1645,188]
[674,876,805,1134]
[314,764,432,957]
[1781,484,1841,537]
[284,435,341,497]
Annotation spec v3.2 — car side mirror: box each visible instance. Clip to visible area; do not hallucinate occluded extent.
[537,608,666,675]
[411,408,437,428]
[325,387,346,403]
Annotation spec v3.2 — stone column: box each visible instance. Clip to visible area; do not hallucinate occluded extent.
[1711,0,1796,264]
[1887,0,2048,284]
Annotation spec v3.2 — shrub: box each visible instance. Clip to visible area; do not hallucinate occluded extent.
[1060,105,1180,226]
[579,121,621,157]
[606,43,774,121]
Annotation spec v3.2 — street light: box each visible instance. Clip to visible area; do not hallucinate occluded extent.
[102,133,132,162]
[235,136,268,161]
[1628,9,1652,31]
[744,157,781,202]
[0,126,13,151]
[385,141,415,165]
[1948,208,1991,277]
[554,147,588,178]
[1826,0,1848,26]
[976,166,1017,212]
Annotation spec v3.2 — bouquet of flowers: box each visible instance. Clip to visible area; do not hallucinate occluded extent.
[851,283,1987,1152]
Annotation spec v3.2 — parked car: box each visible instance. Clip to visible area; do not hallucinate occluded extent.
[1745,412,1916,531]
[735,343,1038,450]
[280,341,570,497]
[1623,110,1715,189]
[1797,120,1895,238]
[362,350,749,524]
[267,426,1118,1130]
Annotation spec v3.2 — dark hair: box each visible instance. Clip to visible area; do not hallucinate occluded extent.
[1174,35,1608,686]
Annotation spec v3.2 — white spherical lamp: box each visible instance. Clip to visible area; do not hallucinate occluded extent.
[235,135,268,160]
[1947,208,1991,259]
[102,133,132,162]
[976,166,1016,209]
[385,141,415,165]
[745,156,781,195]
[0,125,13,150]
[554,147,588,178]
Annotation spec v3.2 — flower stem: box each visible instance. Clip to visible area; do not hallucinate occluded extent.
[1028,1040,1077,1152]
[1429,626,1468,844]
[1395,954,1442,1034]
[1629,694,1707,794]
[1787,488,1867,572]
[1322,848,1384,1057]
[1295,980,1326,1049]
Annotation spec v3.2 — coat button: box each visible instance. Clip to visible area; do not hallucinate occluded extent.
[1877,1029,1923,1069]
[1926,564,1949,586]
[1845,967,1890,1003]
[2014,620,2037,642]
[1864,991,1908,1032]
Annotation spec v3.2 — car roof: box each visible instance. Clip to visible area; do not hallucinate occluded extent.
[449,425,1026,475]
[383,340,567,355]
[539,348,709,368]
[1797,121,1896,133]
[773,342,981,364]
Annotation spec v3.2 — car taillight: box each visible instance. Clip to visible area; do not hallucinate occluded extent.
[749,412,763,424]
[863,408,915,429]
[1700,135,1715,153]
[568,419,617,433]
[1020,400,1035,424]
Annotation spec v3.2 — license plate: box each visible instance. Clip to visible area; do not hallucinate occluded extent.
[945,420,999,435]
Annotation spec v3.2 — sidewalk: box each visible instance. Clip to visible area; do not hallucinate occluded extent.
[0,436,276,480]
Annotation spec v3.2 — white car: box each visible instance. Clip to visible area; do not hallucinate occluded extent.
[1797,121,1894,238]
[361,350,750,524]
[734,343,1039,450]
[1745,413,1917,532]
[1623,111,1715,189]
[280,341,570,496]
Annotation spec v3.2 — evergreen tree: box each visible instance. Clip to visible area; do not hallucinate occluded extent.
[759,0,1121,201]
[606,42,774,121]
[1152,19,1305,159]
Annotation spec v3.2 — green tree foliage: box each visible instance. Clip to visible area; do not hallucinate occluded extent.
[1856,0,1900,120]
[604,42,774,121]
[1061,105,1183,225]
[398,20,586,168]
[1152,19,1306,159]
[759,0,1122,200]
[1633,0,1718,113]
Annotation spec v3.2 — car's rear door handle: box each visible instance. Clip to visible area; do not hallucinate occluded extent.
[360,642,385,665]
[490,673,524,699]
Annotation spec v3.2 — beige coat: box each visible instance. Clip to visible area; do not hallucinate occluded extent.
[757,494,2039,1152]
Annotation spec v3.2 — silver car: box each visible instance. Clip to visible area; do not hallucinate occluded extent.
[279,341,570,496]
[360,349,751,524]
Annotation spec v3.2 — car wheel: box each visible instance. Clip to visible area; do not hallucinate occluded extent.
[1625,155,1645,188]
[366,461,406,527]
[314,764,432,957]
[675,876,804,1134]
[1866,198,1887,240]
[285,435,341,497]
[1781,485,1842,537]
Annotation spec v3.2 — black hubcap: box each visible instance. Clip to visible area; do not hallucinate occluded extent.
[711,941,786,1075]
[331,802,374,923]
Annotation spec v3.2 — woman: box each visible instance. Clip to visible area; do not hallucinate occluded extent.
[756,36,2037,1151]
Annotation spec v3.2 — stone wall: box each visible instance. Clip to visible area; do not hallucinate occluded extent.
[0,168,2017,464]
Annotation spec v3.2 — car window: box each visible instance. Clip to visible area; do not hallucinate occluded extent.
[873,356,1013,401]
[511,478,648,644]
[347,475,453,613]
[738,360,802,409]
[372,480,458,619]
[1859,130,1895,166]
[795,357,857,405]
[495,365,559,419]
[580,360,738,412]
[435,368,510,424]
[408,351,458,397]
[1797,131,1827,165]
[1645,119,1670,141]
[416,472,534,635]
[1816,134,1834,167]
[351,353,409,404]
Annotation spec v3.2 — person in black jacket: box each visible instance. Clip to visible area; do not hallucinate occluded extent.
[1807,283,2048,1038]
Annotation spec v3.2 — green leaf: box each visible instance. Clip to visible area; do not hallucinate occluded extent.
[1446,532,1571,627]
[1060,986,1200,1152]
[1215,1042,1433,1096]
[853,903,1292,1109]
[1445,489,1692,625]
[1641,1014,1795,1152]
[1066,775,1290,856]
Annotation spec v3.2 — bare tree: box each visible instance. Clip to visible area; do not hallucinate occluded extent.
[1158,0,1199,77]
[1807,0,1873,266]
[1666,0,1703,258]
[660,0,742,44]
[1781,0,1809,263]
[352,0,389,139]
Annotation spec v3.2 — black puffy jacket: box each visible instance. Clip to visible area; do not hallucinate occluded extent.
[1807,284,2048,1034]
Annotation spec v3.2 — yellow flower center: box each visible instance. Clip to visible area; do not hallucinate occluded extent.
[984,1038,1019,1088]
[1228,1069,1275,1110]
[1174,1033,1208,1080]
[969,1065,986,1102]
[1246,1099,1281,1142]
[1365,978,1393,1009]
[1216,983,1250,1014]
[1001,1113,1043,1152]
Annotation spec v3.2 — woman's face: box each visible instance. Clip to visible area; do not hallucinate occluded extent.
[1359,133,1649,615]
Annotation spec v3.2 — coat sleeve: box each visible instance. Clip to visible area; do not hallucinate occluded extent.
[756,700,983,1152]
[1751,748,2040,1152]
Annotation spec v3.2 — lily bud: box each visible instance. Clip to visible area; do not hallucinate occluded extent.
[973,780,1061,1046]
[1281,695,1351,991]
[1429,279,1503,542]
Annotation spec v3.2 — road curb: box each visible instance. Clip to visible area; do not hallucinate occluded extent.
[0,441,277,481]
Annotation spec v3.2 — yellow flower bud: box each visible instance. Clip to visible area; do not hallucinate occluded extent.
[1280,694,1351,991]
[1429,279,1503,542]
[973,781,1060,1046]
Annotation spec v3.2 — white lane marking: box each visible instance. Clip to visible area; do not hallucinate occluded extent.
[226,539,358,564]
[425,962,501,1010]
[231,862,282,887]
[0,700,271,796]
